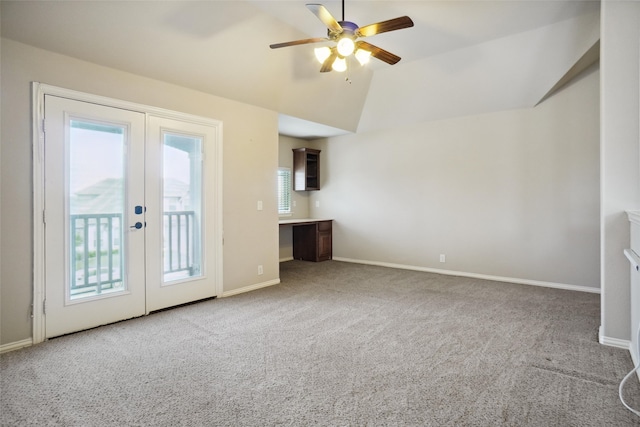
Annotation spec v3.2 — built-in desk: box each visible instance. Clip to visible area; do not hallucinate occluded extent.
[279,219,333,262]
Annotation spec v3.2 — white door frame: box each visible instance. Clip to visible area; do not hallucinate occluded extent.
[32,82,223,344]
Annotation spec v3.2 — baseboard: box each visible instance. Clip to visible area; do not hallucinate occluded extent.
[221,278,280,298]
[280,256,294,262]
[2,281,282,350]
[332,257,601,294]
[0,338,33,354]
[599,326,631,349]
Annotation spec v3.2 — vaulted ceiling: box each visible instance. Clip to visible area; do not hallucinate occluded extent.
[0,1,601,138]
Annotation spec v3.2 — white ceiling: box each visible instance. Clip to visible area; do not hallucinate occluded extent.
[0,0,601,138]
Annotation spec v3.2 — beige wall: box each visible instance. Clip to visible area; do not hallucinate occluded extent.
[310,65,600,289]
[600,0,640,343]
[0,39,280,345]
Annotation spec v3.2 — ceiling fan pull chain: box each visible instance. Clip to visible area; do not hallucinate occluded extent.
[345,56,352,84]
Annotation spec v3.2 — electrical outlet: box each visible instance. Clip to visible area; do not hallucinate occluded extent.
[257,201,263,211]
[258,265,263,275]
[439,254,446,263]
[315,200,320,207]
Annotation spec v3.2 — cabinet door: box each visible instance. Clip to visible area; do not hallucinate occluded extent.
[293,224,317,261]
[317,221,332,261]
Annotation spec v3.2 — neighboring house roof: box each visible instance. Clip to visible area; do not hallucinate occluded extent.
[72,178,124,215]
[72,178,189,214]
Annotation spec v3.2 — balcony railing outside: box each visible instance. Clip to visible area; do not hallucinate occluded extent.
[70,213,123,298]
[164,211,197,278]
[70,211,196,297]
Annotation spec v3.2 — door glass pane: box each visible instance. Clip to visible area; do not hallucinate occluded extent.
[69,120,126,300]
[163,133,203,283]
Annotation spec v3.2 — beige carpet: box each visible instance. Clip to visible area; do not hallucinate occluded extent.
[2,260,640,426]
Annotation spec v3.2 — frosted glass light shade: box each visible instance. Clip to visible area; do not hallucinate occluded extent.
[355,49,372,65]
[336,38,355,57]
[332,57,347,72]
[314,47,331,64]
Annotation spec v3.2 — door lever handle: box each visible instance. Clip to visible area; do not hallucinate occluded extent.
[130,222,143,229]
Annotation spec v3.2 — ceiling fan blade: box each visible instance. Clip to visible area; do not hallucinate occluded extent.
[269,37,328,49]
[356,16,414,38]
[357,41,401,65]
[306,4,343,34]
[320,49,338,73]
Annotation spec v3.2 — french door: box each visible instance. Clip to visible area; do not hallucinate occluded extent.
[40,91,221,339]
[145,116,221,312]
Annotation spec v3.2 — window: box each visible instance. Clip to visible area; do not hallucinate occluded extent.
[278,167,292,215]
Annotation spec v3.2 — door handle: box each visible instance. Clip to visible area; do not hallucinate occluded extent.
[130,222,144,229]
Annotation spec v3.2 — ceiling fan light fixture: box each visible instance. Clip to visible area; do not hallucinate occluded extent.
[332,57,347,72]
[314,46,332,64]
[336,37,355,57]
[355,48,372,65]
[269,2,413,74]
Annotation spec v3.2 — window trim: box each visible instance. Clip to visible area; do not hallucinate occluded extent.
[277,167,292,216]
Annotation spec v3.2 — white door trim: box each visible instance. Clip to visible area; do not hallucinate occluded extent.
[32,82,224,344]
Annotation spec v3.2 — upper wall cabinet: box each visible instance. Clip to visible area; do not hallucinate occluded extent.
[293,148,321,191]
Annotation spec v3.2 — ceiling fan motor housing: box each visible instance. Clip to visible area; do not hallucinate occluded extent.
[332,21,358,39]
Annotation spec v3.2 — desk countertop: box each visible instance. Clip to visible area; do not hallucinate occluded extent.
[278,218,333,226]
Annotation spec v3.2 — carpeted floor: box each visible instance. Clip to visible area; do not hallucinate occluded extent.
[2,260,640,426]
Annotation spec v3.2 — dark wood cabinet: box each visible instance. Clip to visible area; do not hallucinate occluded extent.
[291,220,332,262]
[293,148,321,191]
[317,220,332,261]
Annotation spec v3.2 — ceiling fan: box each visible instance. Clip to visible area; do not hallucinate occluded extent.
[269,1,414,73]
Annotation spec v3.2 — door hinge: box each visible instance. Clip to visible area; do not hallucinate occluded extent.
[43,299,47,315]
[42,210,46,224]
[42,119,46,134]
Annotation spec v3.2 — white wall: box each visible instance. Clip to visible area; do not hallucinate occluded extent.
[0,39,280,346]
[600,0,640,344]
[311,65,600,289]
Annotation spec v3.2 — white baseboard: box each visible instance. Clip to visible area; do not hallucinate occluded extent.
[332,257,601,294]
[0,338,33,354]
[605,326,640,382]
[2,280,282,351]
[599,325,631,349]
[221,278,280,298]
[279,256,294,263]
